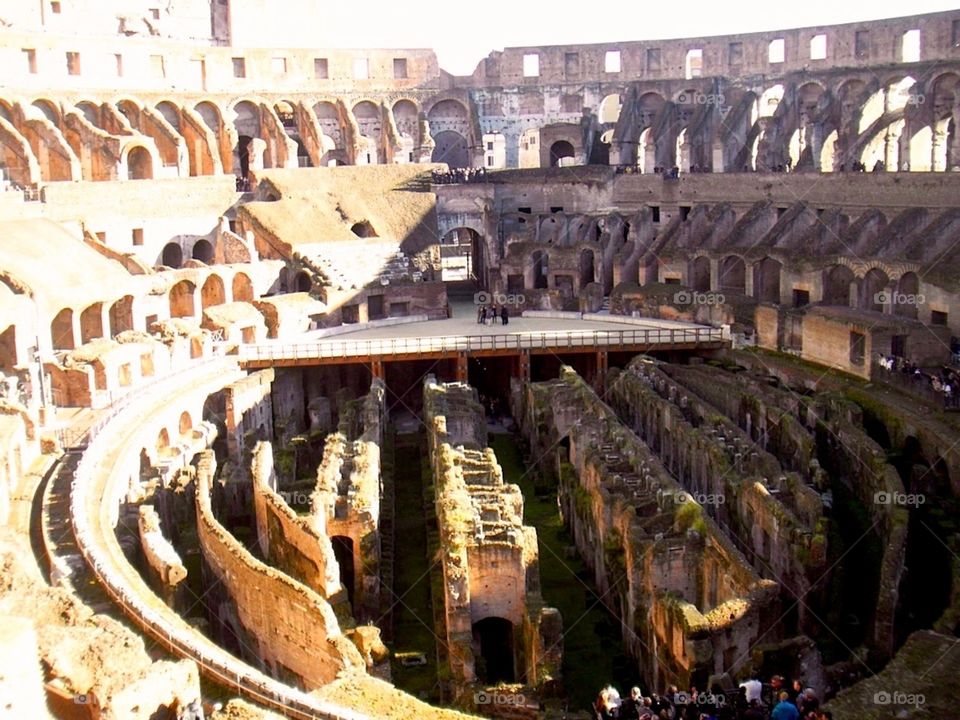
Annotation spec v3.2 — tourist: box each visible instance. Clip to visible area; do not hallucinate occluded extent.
[797,687,819,716]
[771,691,800,720]
[489,304,499,324]
[619,686,643,720]
[501,305,509,325]
[477,304,485,324]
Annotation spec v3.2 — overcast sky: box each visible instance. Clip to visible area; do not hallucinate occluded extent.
[312,0,960,75]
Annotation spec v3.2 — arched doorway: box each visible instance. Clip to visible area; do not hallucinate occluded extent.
[431,130,469,169]
[894,272,919,319]
[232,273,253,302]
[79,303,104,344]
[753,257,782,303]
[192,239,214,263]
[823,265,855,306]
[531,251,549,289]
[201,274,226,309]
[169,280,196,318]
[440,227,483,283]
[127,146,153,180]
[861,268,889,312]
[688,256,711,292]
[51,308,75,351]
[294,271,312,293]
[472,617,515,684]
[161,242,183,269]
[718,256,746,295]
[579,248,595,288]
[331,536,355,609]
[109,296,134,336]
[549,140,575,167]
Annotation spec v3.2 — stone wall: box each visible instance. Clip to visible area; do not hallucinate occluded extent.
[137,504,186,608]
[224,369,275,464]
[516,367,778,690]
[194,449,365,688]
[424,376,562,703]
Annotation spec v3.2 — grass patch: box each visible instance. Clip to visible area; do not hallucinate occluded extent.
[490,432,634,713]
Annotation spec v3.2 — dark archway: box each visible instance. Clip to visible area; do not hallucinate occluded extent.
[823,265,854,306]
[350,221,377,238]
[161,242,183,269]
[532,250,548,289]
[431,130,469,169]
[861,268,889,313]
[127,146,153,180]
[472,617,515,684]
[753,257,782,303]
[894,271,919,319]
[550,140,575,167]
[192,239,214,263]
[718,256,746,295]
[688,256,711,292]
[331,536,355,609]
[579,248,595,288]
[294,271,312,293]
[237,134,252,178]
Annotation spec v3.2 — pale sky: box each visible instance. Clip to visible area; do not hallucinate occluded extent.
[312,0,960,75]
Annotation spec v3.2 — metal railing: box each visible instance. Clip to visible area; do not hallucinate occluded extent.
[239,326,724,363]
[66,362,366,720]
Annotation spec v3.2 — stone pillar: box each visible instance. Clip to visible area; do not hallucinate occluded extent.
[884,124,902,171]
[456,353,468,382]
[595,351,608,393]
[517,351,531,382]
[932,127,948,172]
[709,259,720,292]
[503,131,521,169]
[371,359,385,381]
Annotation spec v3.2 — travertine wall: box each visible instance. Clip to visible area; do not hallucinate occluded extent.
[137,504,186,608]
[194,450,365,688]
[223,369,275,463]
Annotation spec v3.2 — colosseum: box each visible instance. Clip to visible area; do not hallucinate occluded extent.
[1,2,959,719]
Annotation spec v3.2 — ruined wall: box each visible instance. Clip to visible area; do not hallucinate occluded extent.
[137,504,186,608]
[424,376,562,700]
[194,450,365,688]
[223,369,275,464]
[251,441,344,603]
[312,378,386,622]
[516,367,778,689]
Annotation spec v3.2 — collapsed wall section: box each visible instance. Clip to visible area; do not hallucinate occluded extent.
[423,375,563,702]
[515,367,779,690]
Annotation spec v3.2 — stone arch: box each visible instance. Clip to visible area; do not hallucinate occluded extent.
[823,264,855,306]
[331,535,355,609]
[192,239,214,264]
[861,267,890,312]
[194,101,221,133]
[178,411,193,437]
[169,280,197,318]
[549,140,575,167]
[472,616,515,684]
[757,84,785,118]
[51,308,75,351]
[752,257,782,303]
[31,98,61,126]
[109,295,134,336]
[598,93,622,124]
[718,256,746,295]
[232,99,262,177]
[894,271,919,319]
[125,145,153,180]
[352,100,381,165]
[79,302,104,344]
[75,101,99,126]
[116,98,141,126]
[294,271,312,293]
[688,256,711,292]
[201,274,225,309]
[431,130,469,169]
[392,98,419,138]
[232,273,253,302]
[155,100,181,130]
[156,427,170,454]
[161,242,183,269]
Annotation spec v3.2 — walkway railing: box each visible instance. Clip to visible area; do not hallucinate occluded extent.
[239,326,724,363]
[67,360,366,720]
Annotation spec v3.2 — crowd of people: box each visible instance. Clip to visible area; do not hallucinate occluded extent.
[592,676,829,720]
[431,167,488,184]
[876,353,960,408]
